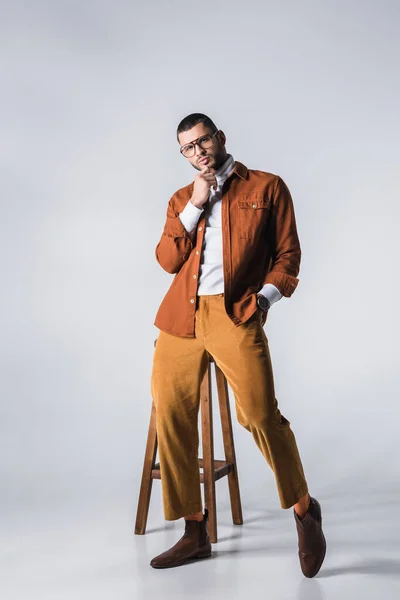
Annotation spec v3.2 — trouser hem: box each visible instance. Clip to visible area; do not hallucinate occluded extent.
[164,502,204,521]
[280,483,309,509]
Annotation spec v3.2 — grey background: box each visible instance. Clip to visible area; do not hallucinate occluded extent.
[1,1,399,598]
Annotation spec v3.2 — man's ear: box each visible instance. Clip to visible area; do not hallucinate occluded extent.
[218,130,226,146]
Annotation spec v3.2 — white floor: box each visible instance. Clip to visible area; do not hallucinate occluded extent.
[2,485,400,600]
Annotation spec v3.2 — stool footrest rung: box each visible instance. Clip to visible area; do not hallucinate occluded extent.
[200,464,234,483]
[151,459,234,483]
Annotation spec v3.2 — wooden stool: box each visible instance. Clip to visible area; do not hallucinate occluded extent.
[134,339,243,543]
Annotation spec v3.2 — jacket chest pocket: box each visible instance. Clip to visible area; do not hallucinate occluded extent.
[237,193,271,239]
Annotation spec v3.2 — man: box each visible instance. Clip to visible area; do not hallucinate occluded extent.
[149,113,326,577]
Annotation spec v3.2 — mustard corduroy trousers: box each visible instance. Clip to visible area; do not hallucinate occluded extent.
[150,293,309,520]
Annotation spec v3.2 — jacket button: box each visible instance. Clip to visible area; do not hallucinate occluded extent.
[198,226,203,231]
[193,274,197,279]
[195,250,199,255]
[252,203,257,208]
[190,298,195,303]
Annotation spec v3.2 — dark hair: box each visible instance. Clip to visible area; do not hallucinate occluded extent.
[176,113,218,143]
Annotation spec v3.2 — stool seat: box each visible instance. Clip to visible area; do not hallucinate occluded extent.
[134,339,244,543]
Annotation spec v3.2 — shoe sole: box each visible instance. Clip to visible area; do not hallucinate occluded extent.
[150,548,212,569]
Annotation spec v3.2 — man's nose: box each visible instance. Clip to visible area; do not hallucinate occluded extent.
[195,144,206,155]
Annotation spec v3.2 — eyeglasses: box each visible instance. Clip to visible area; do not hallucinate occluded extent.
[179,130,219,158]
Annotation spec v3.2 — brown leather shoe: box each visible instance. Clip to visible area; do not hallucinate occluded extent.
[294,496,326,578]
[150,508,212,569]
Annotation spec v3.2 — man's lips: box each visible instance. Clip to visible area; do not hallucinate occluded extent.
[199,156,210,164]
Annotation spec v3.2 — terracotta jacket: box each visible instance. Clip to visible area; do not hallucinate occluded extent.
[153,160,301,338]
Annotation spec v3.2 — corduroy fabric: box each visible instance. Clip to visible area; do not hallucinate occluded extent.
[150,293,309,520]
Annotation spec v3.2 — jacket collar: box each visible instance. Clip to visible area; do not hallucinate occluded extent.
[232,160,248,180]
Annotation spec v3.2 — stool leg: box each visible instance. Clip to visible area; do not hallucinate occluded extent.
[200,363,218,543]
[215,363,244,526]
[135,401,158,535]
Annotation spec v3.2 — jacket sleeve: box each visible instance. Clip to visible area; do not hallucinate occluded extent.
[263,176,301,297]
[155,194,195,274]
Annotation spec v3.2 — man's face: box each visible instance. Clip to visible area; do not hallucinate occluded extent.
[178,123,228,171]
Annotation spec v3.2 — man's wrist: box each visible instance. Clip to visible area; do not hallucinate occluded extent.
[257,284,283,308]
[257,293,270,311]
[189,197,205,210]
